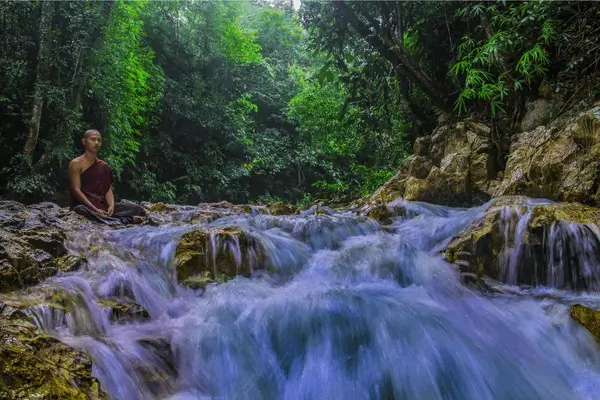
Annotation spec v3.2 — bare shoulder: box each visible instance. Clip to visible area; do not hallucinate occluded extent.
[68,156,83,171]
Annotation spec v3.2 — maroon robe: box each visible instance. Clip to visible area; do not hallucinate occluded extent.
[70,158,114,211]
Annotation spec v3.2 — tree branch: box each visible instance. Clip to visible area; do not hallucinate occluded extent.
[334,0,452,112]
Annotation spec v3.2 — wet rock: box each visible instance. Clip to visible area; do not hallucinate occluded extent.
[56,254,86,273]
[97,298,150,324]
[0,229,59,293]
[361,202,406,225]
[363,121,490,207]
[0,298,107,399]
[570,304,600,343]
[268,201,298,215]
[494,107,600,205]
[141,200,259,226]
[143,202,178,213]
[444,197,600,290]
[242,204,269,216]
[175,227,266,288]
[15,285,106,337]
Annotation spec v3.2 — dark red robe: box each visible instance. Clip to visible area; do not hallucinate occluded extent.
[70,159,114,211]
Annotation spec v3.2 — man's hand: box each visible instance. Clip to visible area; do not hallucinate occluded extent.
[94,208,107,216]
[107,205,114,216]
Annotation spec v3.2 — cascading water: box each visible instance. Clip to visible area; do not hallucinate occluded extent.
[24,198,600,399]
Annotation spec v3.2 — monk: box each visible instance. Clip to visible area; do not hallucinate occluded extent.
[68,129,145,225]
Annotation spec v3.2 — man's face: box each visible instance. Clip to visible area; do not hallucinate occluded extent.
[83,132,102,153]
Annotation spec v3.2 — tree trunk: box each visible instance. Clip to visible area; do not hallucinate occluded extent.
[335,1,452,112]
[22,1,53,166]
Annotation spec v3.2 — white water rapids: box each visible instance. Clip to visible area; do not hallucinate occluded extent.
[26,197,600,399]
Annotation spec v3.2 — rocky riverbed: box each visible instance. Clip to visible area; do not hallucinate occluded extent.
[2,194,600,398]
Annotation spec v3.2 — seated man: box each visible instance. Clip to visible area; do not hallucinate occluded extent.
[68,129,145,225]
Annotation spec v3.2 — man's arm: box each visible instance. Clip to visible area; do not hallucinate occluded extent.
[106,187,115,216]
[69,160,105,214]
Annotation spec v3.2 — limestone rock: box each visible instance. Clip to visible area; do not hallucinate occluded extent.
[520,99,556,132]
[143,202,178,213]
[444,197,600,290]
[0,229,59,293]
[242,204,269,215]
[0,299,106,399]
[368,170,407,206]
[403,177,430,202]
[175,227,266,288]
[413,136,431,156]
[363,121,491,207]
[404,155,433,179]
[97,298,150,324]
[362,202,407,224]
[56,254,86,273]
[494,107,600,205]
[268,201,298,215]
[570,304,600,343]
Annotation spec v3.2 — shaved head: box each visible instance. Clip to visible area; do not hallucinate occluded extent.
[82,129,102,155]
[84,129,101,139]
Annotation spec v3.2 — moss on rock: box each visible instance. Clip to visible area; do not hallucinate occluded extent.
[444,198,600,288]
[268,202,298,215]
[0,299,106,399]
[56,254,86,273]
[145,202,177,213]
[175,227,266,287]
[570,304,600,343]
[0,230,59,293]
[97,298,150,324]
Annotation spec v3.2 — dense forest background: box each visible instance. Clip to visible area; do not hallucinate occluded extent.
[1,0,599,206]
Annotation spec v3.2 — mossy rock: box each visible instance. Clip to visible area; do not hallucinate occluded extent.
[56,254,86,273]
[529,203,600,227]
[444,206,503,278]
[145,202,177,213]
[314,206,329,215]
[0,299,107,399]
[570,304,600,343]
[403,177,430,202]
[180,270,233,290]
[97,298,150,324]
[268,202,298,216]
[362,202,406,224]
[0,231,59,293]
[13,286,105,337]
[242,204,269,215]
[444,198,600,289]
[175,227,266,287]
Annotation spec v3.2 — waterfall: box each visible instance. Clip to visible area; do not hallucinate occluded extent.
[21,199,600,399]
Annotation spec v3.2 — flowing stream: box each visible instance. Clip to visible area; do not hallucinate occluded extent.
[26,198,600,399]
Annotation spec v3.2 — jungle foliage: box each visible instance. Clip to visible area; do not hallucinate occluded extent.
[1,1,599,205]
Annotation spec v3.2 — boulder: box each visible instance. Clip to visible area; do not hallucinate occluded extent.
[0,298,106,399]
[359,202,407,225]
[362,121,491,207]
[520,99,558,132]
[0,229,60,293]
[268,201,298,216]
[494,107,600,205]
[97,298,150,324]
[444,197,600,290]
[403,155,433,179]
[570,304,600,343]
[413,136,431,156]
[175,227,266,288]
